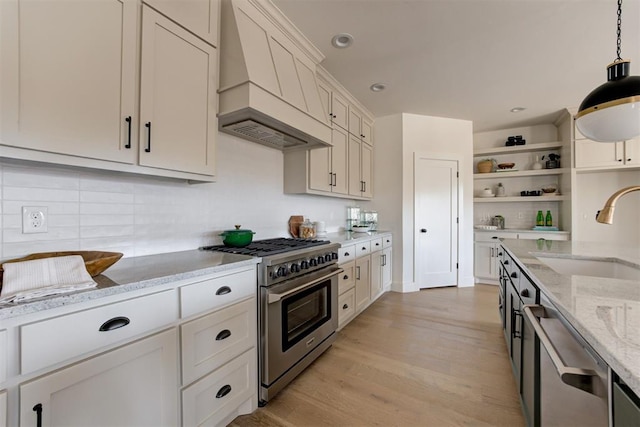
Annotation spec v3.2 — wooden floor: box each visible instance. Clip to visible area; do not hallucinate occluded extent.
[230,284,524,427]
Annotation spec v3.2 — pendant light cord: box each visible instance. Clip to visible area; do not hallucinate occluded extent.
[616,0,623,61]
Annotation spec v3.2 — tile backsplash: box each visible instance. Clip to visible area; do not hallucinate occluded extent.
[0,134,358,260]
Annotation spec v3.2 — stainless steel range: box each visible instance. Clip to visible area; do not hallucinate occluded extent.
[201,238,342,405]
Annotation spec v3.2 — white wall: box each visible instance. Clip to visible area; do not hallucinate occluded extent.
[371,113,474,291]
[0,133,358,260]
[572,170,640,245]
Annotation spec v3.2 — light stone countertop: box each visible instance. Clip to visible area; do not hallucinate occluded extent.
[500,239,640,396]
[0,250,259,321]
[325,230,391,246]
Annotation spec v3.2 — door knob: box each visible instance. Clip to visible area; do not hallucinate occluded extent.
[420,229,427,233]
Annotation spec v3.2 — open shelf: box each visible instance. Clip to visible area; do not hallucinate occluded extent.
[474,168,569,179]
[474,141,564,156]
[474,195,570,203]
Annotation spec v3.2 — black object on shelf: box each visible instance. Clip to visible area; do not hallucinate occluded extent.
[505,135,526,146]
[520,190,542,196]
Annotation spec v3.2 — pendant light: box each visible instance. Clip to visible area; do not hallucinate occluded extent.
[575,0,640,142]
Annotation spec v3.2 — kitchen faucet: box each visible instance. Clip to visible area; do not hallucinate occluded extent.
[596,186,640,224]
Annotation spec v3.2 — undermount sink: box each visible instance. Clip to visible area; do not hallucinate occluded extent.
[535,256,640,281]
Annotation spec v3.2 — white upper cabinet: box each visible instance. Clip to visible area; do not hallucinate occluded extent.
[361,117,374,146]
[348,107,362,138]
[574,120,640,169]
[0,0,138,164]
[143,0,221,46]
[139,6,217,176]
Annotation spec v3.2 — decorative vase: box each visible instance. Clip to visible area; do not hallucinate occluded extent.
[532,155,543,170]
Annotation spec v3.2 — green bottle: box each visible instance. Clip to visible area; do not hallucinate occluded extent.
[536,210,544,226]
[545,210,553,226]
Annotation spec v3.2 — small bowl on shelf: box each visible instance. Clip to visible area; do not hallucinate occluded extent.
[497,162,515,170]
[541,187,557,194]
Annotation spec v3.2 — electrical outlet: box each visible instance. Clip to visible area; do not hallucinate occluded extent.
[22,206,48,233]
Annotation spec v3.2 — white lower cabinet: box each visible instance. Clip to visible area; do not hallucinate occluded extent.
[474,241,500,282]
[19,329,178,427]
[355,254,371,313]
[180,298,256,387]
[182,348,256,427]
[338,288,356,330]
[337,234,391,330]
[4,266,258,427]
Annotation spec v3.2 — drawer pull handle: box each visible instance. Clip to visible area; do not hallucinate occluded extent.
[99,316,130,332]
[361,246,366,250]
[520,288,530,298]
[344,252,350,256]
[343,274,349,280]
[216,384,232,399]
[33,403,43,427]
[511,272,518,278]
[216,329,232,341]
[343,303,349,310]
[215,286,231,295]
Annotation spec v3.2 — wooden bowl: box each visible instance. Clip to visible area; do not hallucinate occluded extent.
[541,187,557,194]
[497,162,515,169]
[0,251,123,285]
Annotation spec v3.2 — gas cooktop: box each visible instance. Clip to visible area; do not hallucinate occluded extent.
[200,237,330,257]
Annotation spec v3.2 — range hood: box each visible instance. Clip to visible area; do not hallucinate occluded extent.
[218,0,332,150]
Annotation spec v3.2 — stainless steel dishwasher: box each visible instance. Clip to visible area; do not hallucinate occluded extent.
[523,294,610,426]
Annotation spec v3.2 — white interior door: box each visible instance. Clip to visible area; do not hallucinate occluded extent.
[414,157,459,288]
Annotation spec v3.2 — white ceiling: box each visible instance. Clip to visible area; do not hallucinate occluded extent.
[272,0,640,133]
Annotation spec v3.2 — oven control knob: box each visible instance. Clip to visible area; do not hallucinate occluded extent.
[331,252,338,260]
[309,258,317,267]
[301,260,310,269]
[290,263,300,273]
[324,254,332,262]
[277,265,289,277]
[316,256,324,265]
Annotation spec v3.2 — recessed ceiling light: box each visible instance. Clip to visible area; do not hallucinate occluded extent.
[331,33,353,49]
[510,107,526,113]
[370,83,386,92]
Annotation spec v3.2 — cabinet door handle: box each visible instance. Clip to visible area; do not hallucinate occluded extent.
[216,286,232,295]
[420,229,427,233]
[124,116,132,149]
[490,247,494,257]
[343,303,349,310]
[628,158,632,162]
[356,266,361,280]
[329,172,333,186]
[382,254,386,266]
[216,329,232,341]
[512,309,522,338]
[144,122,152,152]
[618,158,623,162]
[99,316,130,332]
[216,384,232,399]
[33,403,43,427]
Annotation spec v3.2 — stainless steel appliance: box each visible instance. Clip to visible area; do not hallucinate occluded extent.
[201,238,341,405]
[523,294,610,426]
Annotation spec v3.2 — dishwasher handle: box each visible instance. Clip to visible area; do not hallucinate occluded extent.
[523,304,601,396]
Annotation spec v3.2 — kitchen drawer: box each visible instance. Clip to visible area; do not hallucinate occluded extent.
[370,237,383,252]
[356,241,371,257]
[182,348,256,427]
[21,290,177,374]
[338,261,355,294]
[338,288,355,329]
[0,330,6,384]
[181,298,256,386]
[180,267,256,319]
[338,245,355,263]
[502,252,517,277]
[382,234,393,248]
[518,273,538,305]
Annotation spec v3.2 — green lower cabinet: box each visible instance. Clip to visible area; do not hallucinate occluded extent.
[613,381,640,427]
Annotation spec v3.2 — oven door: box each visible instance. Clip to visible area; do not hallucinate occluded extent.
[261,266,340,386]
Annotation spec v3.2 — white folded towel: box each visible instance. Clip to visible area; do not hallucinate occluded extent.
[0,255,97,303]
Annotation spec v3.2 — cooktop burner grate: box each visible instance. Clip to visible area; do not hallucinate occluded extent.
[200,237,330,257]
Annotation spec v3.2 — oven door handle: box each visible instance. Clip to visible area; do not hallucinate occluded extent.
[268,269,343,304]
[523,304,600,395]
